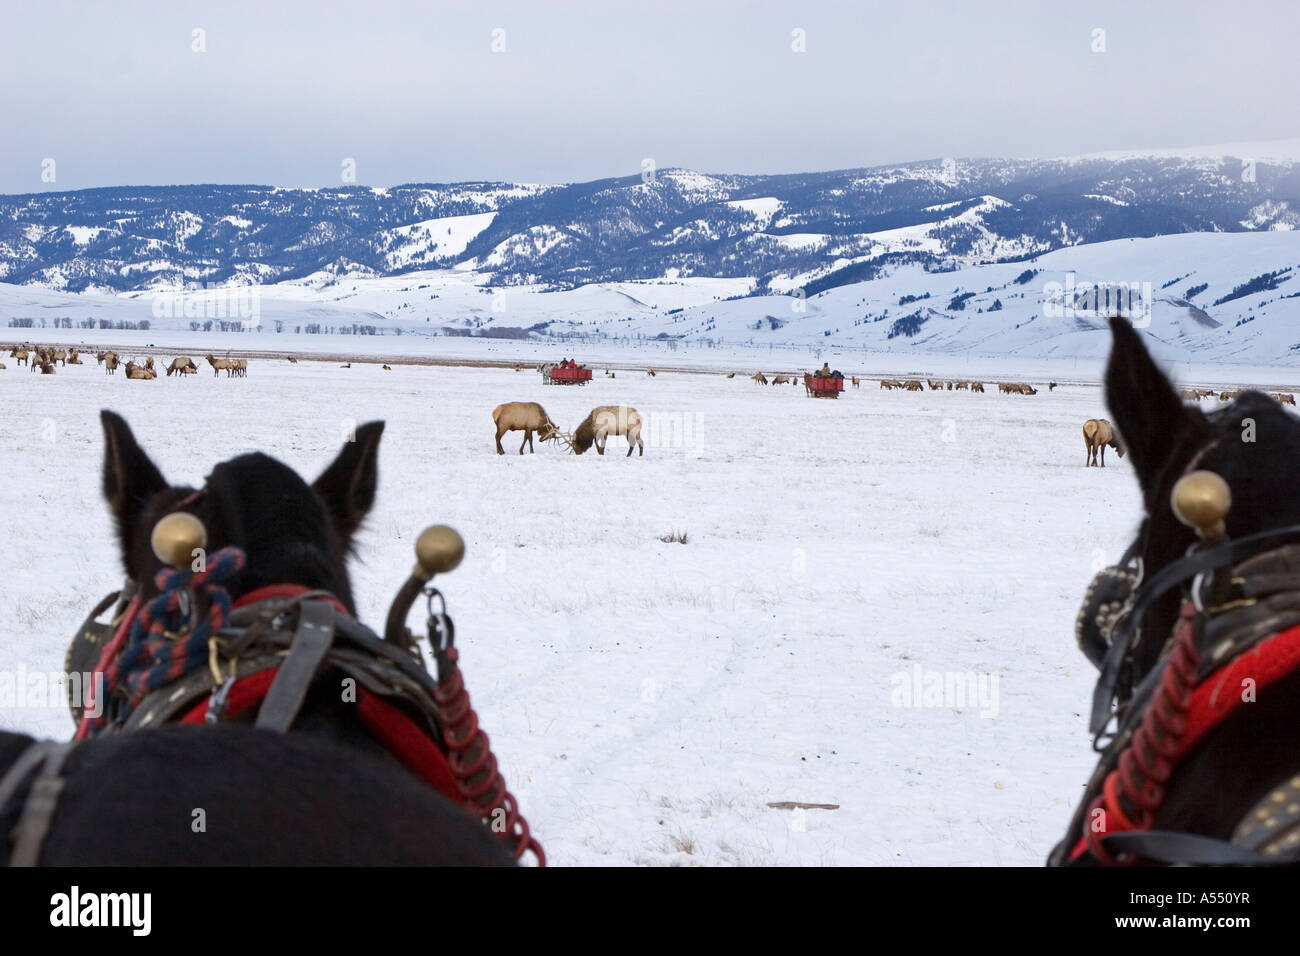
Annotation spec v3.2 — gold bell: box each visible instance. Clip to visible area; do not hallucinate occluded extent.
[414,525,465,580]
[151,512,207,569]
[1171,470,1232,542]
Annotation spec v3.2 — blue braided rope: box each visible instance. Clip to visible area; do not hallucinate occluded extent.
[92,546,247,733]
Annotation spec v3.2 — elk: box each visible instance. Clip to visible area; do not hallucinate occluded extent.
[124,361,156,380]
[49,348,67,366]
[903,380,923,391]
[66,348,83,365]
[971,382,984,393]
[927,379,944,390]
[1274,392,1297,407]
[772,375,791,385]
[726,372,736,379]
[144,356,155,373]
[166,356,197,377]
[1082,418,1125,467]
[851,376,860,388]
[569,405,643,457]
[492,402,559,455]
[206,354,233,377]
[1219,390,1240,402]
[288,356,298,364]
[103,353,119,375]
[647,368,656,377]
[751,373,768,385]
[9,347,28,366]
[954,381,969,391]
[382,364,392,371]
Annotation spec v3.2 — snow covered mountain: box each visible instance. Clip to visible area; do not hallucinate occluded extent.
[3,147,1299,295]
[5,229,1300,365]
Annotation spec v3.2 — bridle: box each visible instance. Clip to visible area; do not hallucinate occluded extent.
[1053,463,1300,866]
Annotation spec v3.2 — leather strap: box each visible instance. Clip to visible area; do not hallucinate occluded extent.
[5,741,76,867]
[254,601,336,733]
[1096,829,1294,865]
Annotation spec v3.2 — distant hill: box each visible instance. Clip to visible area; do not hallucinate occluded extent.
[3,148,1299,294]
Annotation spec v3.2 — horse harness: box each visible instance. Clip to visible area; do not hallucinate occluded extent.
[1054,475,1300,866]
[4,527,544,866]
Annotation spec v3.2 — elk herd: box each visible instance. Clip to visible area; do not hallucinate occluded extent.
[3,344,249,380]
[1181,386,1294,406]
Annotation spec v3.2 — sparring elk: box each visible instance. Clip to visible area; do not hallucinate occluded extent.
[567,406,644,457]
[492,402,559,455]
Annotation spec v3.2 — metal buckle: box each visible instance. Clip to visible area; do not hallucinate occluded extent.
[424,587,453,652]
[206,677,234,724]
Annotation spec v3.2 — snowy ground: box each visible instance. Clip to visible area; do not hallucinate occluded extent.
[0,354,1270,865]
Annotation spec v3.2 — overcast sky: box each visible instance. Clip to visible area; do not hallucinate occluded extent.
[2,0,1297,194]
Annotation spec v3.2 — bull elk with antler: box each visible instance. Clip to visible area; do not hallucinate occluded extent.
[492,402,560,455]
[553,406,644,457]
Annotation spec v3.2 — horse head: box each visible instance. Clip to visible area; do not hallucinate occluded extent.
[1056,317,1300,865]
[100,410,383,611]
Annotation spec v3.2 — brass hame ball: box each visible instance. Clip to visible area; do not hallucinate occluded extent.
[1171,470,1232,538]
[414,525,465,579]
[150,512,208,569]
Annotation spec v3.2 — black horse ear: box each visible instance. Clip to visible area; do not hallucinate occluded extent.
[1105,317,1205,498]
[313,421,384,543]
[100,410,168,574]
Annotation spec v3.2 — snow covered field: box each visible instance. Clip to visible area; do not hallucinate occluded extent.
[0,353,1262,864]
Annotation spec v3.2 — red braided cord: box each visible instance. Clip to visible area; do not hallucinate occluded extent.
[1085,602,1201,864]
[433,647,546,866]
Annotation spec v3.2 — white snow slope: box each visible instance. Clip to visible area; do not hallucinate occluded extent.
[4,231,1300,366]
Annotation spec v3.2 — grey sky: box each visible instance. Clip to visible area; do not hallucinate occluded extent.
[2,0,1296,194]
